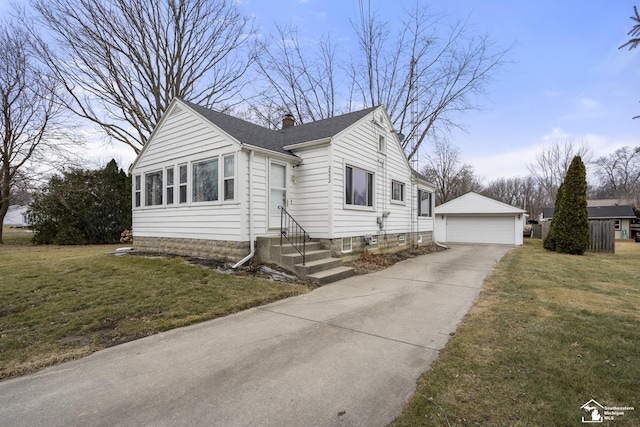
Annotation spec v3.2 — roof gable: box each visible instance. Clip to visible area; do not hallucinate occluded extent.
[435,192,525,215]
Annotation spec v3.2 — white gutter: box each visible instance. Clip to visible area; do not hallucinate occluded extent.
[233,150,255,268]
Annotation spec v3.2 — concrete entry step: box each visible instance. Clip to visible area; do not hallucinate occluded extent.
[306,266,355,285]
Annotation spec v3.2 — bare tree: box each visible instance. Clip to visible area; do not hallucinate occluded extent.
[0,18,74,243]
[250,23,342,126]
[593,146,640,199]
[421,140,482,205]
[482,177,527,207]
[350,0,509,160]
[33,0,256,154]
[250,1,508,155]
[527,139,591,206]
[482,176,545,218]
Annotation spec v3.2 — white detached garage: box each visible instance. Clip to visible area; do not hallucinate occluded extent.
[434,192,526,245]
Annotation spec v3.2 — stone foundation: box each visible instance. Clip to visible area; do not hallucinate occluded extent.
[320,231,433,261]
[134,236,250,262]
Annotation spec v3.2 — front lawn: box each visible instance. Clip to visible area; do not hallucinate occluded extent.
[0,240,307,381]
[392,239,640,426]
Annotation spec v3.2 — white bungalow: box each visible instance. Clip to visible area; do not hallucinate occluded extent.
[131,98,435,283]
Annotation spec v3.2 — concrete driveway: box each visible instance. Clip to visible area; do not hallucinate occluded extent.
[0,244,512,427]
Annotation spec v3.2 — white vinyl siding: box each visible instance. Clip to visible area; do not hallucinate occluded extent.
[330,107,434,238]
[132,103,244,242]
[284,144,330,237]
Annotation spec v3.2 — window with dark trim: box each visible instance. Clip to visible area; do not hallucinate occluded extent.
[179,165,187,203]
[166,167,174,205]
[392,180,404,202]
[145,171,163,206]
[134,175,141,207]
[418,189,432,217]
[345,165,373,207]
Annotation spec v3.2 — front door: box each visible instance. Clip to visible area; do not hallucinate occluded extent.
[269,162,287,229]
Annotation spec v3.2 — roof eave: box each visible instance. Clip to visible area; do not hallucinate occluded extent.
[240,143,302,163]
[282,137,332,151]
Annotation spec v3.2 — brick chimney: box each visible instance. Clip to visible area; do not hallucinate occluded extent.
[282,113,295,129]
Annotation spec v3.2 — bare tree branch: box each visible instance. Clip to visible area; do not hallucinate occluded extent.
[33,0,257,154]
[526,139,592,206]
[421,140,482,205]
[0,15,77,243]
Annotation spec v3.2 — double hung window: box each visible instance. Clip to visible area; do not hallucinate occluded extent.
[166,167,174,205]
[145,171,163,206]
[345,165,373,207]
[418,190,432,217]
[392,181,404,202]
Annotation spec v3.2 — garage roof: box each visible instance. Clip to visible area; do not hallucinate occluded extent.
[435,192,526,215]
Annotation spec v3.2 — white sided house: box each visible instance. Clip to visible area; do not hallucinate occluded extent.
[131,98,435,283]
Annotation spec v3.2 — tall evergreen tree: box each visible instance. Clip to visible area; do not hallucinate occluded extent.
[552,156,590,254]
[543,183,563,251]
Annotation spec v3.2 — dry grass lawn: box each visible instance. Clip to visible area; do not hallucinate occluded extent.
[392,239,640,426]
[0,236,308,381]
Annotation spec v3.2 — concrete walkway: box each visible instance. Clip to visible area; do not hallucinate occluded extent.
[0,244,512,427]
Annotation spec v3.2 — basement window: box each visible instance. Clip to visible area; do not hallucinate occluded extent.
[342,237,353,253]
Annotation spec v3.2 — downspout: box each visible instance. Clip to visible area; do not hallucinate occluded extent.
[233,150,255,268]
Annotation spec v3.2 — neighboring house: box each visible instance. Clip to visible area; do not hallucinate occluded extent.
[131,98,435,269]
[434,192,526,245]
[4,205,30,228]
[541,205,638,239]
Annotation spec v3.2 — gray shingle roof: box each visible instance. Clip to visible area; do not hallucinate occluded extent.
[543,205,637,219]
[182,100,378,155]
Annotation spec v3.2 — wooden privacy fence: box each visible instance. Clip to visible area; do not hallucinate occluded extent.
[531,220,615,253]
[589,220,615,253]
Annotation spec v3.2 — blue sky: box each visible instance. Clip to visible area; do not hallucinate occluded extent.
[242,0,640,182]
[2,0,639,183]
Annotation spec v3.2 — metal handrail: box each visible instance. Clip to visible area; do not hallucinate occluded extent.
[278,206,309,265]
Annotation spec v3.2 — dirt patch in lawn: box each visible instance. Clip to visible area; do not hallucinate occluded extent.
[345,243,445,275]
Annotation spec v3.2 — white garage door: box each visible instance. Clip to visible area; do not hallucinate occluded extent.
[446,216,515,244]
